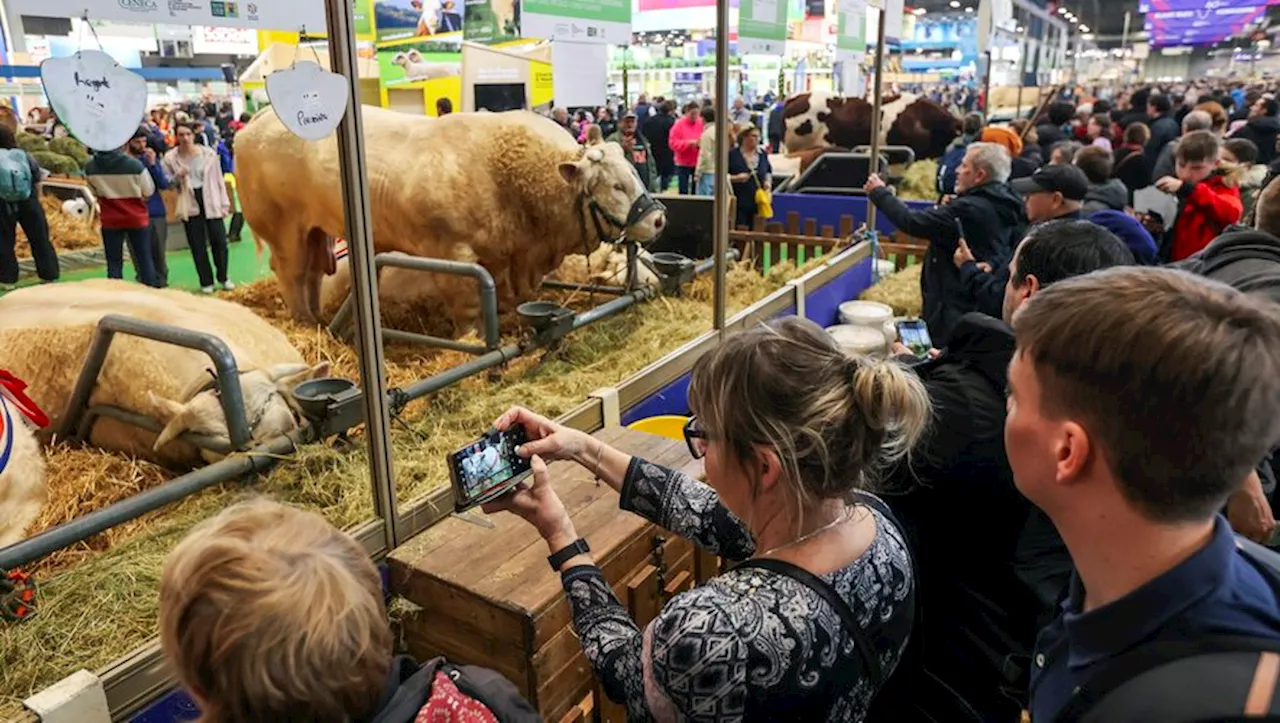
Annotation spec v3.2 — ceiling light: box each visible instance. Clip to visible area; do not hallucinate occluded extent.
[1058,7,1067,13]
[912,7,926,14]
[1078,24,1089,32]
[950,1,960,7]
[964,6,973,11]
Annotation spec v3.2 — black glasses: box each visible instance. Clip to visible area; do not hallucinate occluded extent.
[683,416,708,459]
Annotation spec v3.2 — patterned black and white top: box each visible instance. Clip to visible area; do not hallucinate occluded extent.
[560,457,915,722]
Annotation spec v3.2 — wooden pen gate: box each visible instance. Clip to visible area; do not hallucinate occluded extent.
[730,212,858,272]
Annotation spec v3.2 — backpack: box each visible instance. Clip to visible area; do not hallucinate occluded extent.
[1051,537,1280,723]
[0,149,33,204]
[937,144,967,196]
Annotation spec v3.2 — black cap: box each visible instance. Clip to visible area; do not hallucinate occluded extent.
[1012,164,1090,201]
[132,126,149,140]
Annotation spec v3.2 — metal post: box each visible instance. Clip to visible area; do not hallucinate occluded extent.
[1016,23,1030,117]
[323,0,400,550]
[713,0,730,336]
[982,50,993,114]
[866,6,887,234]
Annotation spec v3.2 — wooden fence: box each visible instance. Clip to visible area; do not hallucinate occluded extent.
[729,211,857,272]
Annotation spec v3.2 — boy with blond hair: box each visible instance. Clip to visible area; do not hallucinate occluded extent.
[160,498,537,723]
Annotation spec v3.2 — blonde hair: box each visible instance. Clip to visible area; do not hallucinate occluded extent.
[687,316,930,528]
[585,124,603,145]
[159,499,392,723]
[1194,101,1229,135]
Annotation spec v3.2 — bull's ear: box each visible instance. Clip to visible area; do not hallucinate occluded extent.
[558,161,584,186]
[272,362,330,394]
[150,391,191,451]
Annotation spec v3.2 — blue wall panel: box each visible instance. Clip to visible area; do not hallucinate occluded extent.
[806,257,872,328]
[771,193,936,237]
[621,374,692,424]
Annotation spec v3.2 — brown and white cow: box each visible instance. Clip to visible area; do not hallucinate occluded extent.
[783,90,962,163]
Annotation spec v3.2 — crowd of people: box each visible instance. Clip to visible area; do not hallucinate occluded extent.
[549,93,787,228]
[0,100,246,294]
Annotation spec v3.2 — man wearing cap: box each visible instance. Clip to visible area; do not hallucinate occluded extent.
[607,111,657,192]
[953,164,1091,318]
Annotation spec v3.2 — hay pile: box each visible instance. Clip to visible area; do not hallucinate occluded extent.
[897,159,940,202]
[860,263,923,317]
[0,259,806,716]
[16,195,101,258]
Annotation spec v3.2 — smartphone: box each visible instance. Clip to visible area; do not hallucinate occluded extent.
[954,217,966,241]
[896,319,934,357]
[448,426,533,513]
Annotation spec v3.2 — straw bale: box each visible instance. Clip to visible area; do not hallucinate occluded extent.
[16,195,100,258]
[897,159,940,202]
[860,263,923,317]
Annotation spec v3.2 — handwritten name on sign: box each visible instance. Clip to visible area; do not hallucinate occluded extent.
[265,61,349,141]
[41,50,147,151]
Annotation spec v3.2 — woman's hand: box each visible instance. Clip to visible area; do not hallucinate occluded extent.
[482,455,577,548]
[494,405,590,463]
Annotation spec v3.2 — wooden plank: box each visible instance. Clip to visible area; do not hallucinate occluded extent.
[786,210,801,235]
[664,570,694,598]
[820,225,835,238]
[803,218,817,237]
[839,214,855,238]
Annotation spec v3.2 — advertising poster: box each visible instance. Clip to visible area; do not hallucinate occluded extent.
[739,0,789,54]
[521,0,630,44]
[835,0,866,59]
[464,0,521,43]
[8,0,327,32]
[376,0,464,42]
[375,37,462,88]
[355,0,376,35]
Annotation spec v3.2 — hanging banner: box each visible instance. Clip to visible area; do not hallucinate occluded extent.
[41,50,147,151]
[739,0,789,54]
[520,0,631,45]
[463,0,521,43]
[883,0,903,42]
[8,0,326,32]
[355,0,376,35]
[376,0,463,42]
[835,0,866,60]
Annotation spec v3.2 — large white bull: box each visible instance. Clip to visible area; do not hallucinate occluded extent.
[0,281,327,473]
[235,106,667,327]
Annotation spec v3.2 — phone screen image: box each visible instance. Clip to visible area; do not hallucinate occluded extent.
[449,427,532,509]
[897,320,933,356]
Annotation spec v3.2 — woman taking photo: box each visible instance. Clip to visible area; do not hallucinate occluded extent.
[728,123,773,228]
[485,316,927,721]
[163,123,233,293]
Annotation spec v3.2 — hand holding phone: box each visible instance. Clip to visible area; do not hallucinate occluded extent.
[896,319,934,357]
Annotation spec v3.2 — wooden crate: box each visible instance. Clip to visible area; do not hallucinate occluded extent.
[388,427,719,722]
[729,211,857,272]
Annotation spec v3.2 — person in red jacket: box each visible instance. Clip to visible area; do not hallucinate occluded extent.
[1156,130,1243,261]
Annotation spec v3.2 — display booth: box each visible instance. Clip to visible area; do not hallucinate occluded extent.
[460,41,555,113]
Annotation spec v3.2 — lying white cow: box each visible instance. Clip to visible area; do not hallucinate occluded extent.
[0,372,47,547]
[0,280,328,471]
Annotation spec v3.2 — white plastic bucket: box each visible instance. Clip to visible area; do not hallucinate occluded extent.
[826,324,888,358]
[839,300,895,345]
[874,259,896,278]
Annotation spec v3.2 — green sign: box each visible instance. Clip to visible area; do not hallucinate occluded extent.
[739,0,788,55]
[354,0,374,36]
[836,0,866,57]
[464,0,521,43]
[521,0,630,44]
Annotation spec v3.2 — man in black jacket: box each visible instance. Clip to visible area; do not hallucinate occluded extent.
[881,220,1135,723]
[864,142,1027,346]
[1232,97,1280,167]
[643,100,676,193]
[1144,93,1180,168]
[952,164,1089,319]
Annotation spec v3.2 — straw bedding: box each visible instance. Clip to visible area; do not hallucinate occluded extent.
[897,159,940,203]
[860,262,924,318]
[0,258,811,716]
[15,195,101,259]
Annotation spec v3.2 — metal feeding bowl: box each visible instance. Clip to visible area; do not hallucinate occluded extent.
[292,377,358,421]
[517,301,573,333]
[651,251,694,277]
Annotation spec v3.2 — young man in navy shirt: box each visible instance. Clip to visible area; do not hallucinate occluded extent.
[1005,267,1280,722]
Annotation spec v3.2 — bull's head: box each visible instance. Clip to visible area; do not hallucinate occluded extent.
[150,362,330,462]
[558,143,666,249]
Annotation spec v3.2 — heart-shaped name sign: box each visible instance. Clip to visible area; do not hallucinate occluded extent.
[265,61,350,141]
[40,50,147,152]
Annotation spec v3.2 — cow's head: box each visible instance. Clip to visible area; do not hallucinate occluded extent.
[150,362,330,462]
[783,91,836,153]
[559,143,666,248]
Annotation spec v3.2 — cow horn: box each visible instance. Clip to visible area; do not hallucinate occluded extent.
[150,392,191,451]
